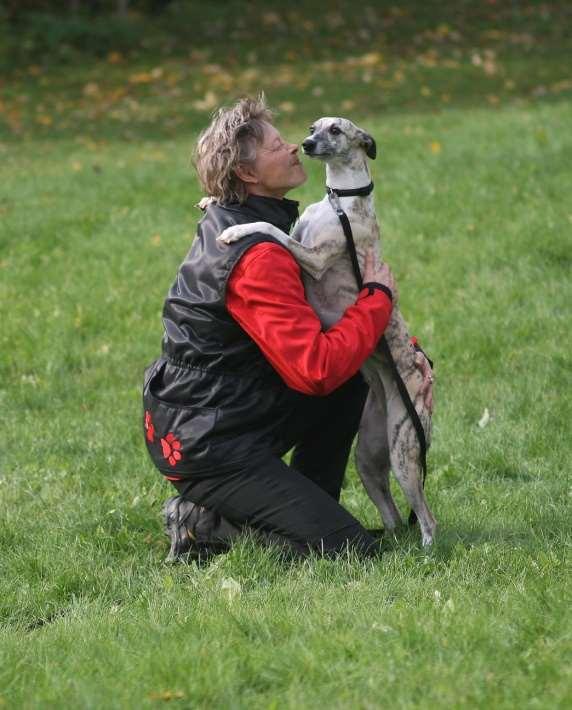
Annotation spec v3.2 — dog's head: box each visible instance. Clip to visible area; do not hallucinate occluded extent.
[301,117,376,162]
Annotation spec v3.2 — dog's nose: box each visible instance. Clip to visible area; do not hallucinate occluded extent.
[302,139,316,154]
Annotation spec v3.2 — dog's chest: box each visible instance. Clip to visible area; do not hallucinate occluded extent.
[297,198,379,249]
[298,199,381,329]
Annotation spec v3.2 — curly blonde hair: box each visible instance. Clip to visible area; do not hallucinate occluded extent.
[194,95,273,204]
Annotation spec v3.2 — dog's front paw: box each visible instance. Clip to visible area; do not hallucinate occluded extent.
[216,227,246,244]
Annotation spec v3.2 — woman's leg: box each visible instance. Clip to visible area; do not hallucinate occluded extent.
[176,451,380,559]
[290,372,369,500]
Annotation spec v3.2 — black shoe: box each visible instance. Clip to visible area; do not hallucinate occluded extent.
[163,496,202,563]
[163,496,235,563]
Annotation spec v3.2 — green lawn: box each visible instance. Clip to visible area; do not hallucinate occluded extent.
[1,2,571,708]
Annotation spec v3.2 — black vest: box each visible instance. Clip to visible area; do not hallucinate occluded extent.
[143,195,303,476]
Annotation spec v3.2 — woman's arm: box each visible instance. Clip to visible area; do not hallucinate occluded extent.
[226,242,393,396]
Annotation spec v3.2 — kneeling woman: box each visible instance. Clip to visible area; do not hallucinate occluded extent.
[143,96,397,561]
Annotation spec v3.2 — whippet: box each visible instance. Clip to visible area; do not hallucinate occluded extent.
[217,117,437,546]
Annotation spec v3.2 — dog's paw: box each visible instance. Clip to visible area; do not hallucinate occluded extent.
[216,227,246,244]
[196,196,217,210]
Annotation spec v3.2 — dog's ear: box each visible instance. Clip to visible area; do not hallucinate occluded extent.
[358,130,377,160]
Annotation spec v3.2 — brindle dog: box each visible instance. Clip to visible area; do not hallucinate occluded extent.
[218,117,437,545]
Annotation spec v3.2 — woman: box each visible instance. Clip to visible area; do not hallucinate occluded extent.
[143,96,427,561]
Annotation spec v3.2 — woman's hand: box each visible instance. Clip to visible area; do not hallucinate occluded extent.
[363,248,398,301]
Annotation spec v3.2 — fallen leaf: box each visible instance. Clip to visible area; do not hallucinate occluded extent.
[429,141,442,154]
[478,408,491,428]
[129,72,155,84]
[359,51,383,66]
[220,577,242,601]
[262,11,282,26]
[192,91,218,111]
[83,82,100,97]
[148,690,185,701]
[107,51,123,64]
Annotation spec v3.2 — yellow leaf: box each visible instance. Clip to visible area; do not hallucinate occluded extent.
[262,11,282,26]
[148,690,185,701]
[151,234,161,246]
[278,101,295,113]
[71,161,83,172]
[83,82,100,97]
[421,86,432,97]
[36,114,53,126]
[360,51,383,66]
[129,72,154,84]
[107,51,123,64]
[429,141,442,154]
[192,91,218,111]
[341,99,355,111]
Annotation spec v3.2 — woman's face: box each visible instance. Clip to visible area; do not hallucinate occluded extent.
[238,122,307,199]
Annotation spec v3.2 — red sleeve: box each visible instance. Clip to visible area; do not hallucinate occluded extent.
[226,242,393,396]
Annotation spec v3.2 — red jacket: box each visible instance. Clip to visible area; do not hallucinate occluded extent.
[226,242,393,396]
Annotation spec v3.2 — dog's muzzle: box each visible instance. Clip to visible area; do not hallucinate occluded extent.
[302,138,316,155]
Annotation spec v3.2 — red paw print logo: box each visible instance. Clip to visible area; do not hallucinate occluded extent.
[144,411,155,443]
[161,432,182,467]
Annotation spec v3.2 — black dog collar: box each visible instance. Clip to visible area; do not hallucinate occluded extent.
[326,181,374,198]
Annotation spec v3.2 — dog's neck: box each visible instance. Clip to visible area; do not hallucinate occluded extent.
[325,155,372,192]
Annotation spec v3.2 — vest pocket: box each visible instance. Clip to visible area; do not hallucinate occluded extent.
[143,362,218,474]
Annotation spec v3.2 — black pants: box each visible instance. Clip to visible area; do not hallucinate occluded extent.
[172,373,381,559]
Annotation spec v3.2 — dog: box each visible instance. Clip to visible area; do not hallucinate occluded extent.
[217,117,437,545]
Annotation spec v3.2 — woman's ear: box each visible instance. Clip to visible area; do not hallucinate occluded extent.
[234,163,259,185]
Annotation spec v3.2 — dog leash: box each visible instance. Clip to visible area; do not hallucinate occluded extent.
[326,184,428,526]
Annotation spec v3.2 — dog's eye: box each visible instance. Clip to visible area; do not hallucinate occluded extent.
[309,125,315,134]
[329,125,341,135]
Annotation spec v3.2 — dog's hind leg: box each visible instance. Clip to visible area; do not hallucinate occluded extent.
[381,369,437,546]
[355,374,402,533]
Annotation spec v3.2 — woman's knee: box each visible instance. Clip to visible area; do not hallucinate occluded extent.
[312,524,381,559]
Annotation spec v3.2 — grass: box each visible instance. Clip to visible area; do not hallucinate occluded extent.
[1,2,571,708]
